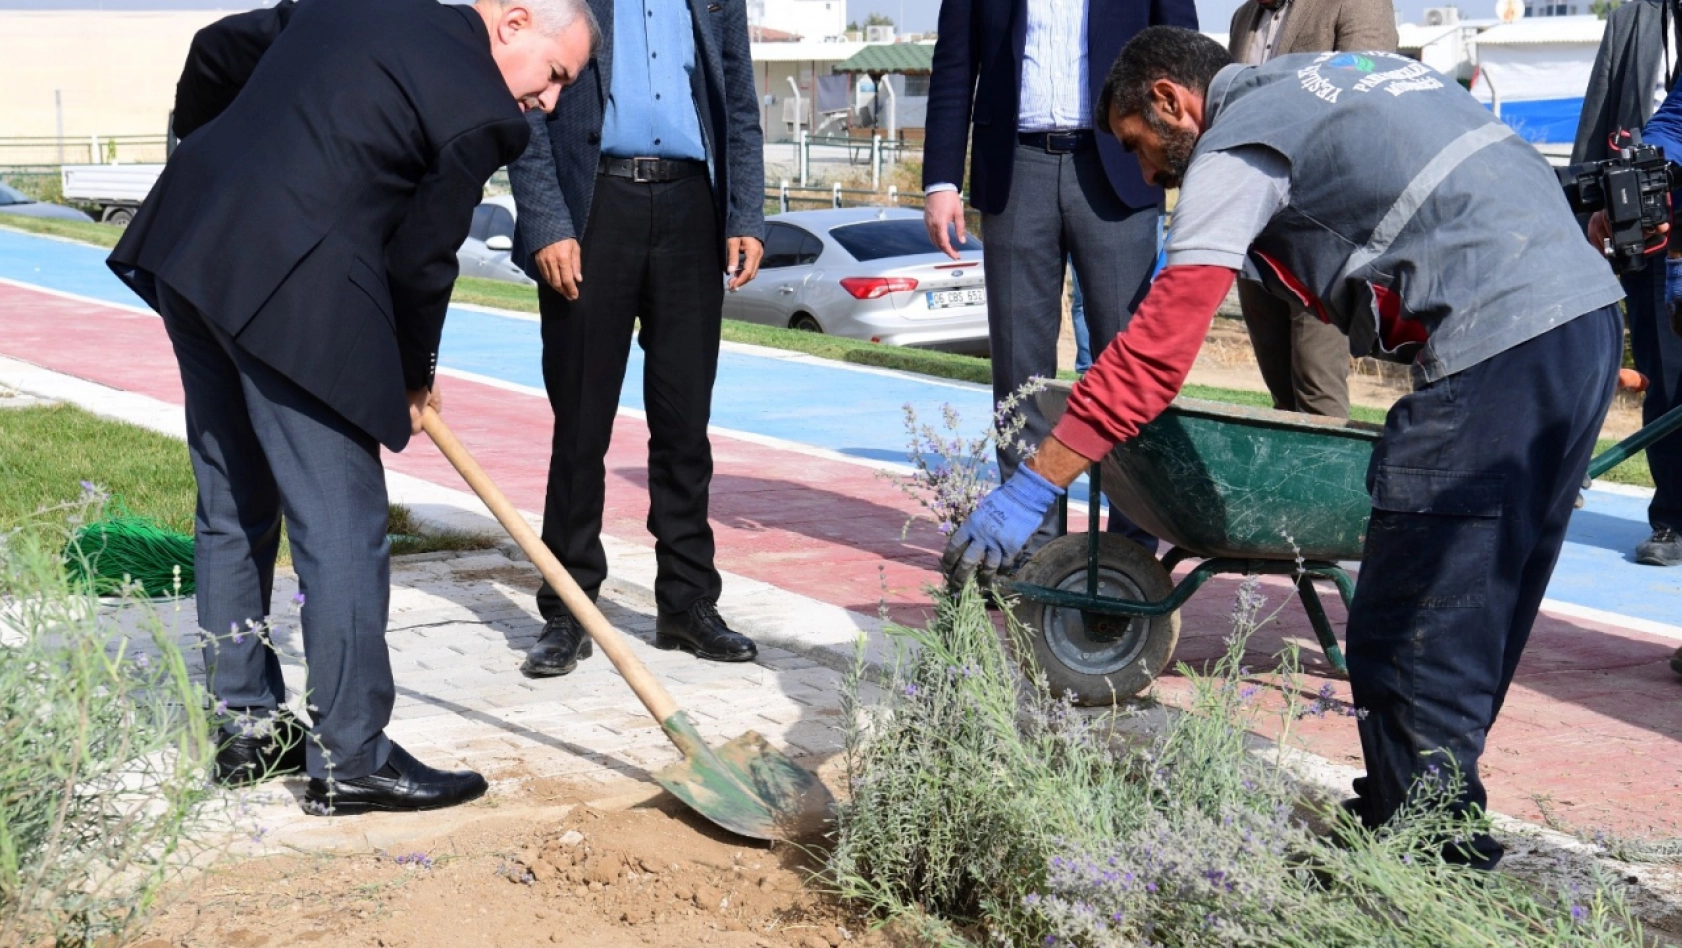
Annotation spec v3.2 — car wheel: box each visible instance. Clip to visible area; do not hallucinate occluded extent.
[789,313,822,333]
[102,206,135,227]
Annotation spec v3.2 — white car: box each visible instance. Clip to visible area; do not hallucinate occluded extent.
[458,194,535,285]
[726,208,988,353]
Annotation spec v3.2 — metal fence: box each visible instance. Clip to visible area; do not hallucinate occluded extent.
[764,181,983,234]
[0,135,169,168]
[782,131,921,189]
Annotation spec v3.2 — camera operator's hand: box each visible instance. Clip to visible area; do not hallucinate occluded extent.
[1587,210,1612,251]
[1587,210,1670,256]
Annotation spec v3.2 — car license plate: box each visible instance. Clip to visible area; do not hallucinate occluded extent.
[926,287,986,310]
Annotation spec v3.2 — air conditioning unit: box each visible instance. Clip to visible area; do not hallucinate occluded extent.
[865,24,895,43]
[1423,6,1461,25]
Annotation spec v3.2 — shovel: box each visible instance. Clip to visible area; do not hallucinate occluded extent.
[421,410,834,842]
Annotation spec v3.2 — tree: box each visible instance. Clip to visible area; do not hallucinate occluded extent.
[1590,0,1622,17]
[847,19,861,31]
[864,12,895,26]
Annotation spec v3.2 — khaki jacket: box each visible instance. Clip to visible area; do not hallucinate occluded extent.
[1226,0,1398,62]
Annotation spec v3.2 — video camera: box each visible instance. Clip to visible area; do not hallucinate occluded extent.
[1557,130,1680,273]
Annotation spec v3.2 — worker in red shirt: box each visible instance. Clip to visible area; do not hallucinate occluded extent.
[943,29,1625,870]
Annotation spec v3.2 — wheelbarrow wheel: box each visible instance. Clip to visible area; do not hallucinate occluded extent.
[1010,533,1180,705]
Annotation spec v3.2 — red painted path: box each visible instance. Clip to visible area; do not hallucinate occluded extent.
[2,280,1677,837]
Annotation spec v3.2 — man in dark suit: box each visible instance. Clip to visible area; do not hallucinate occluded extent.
[507,0,764,677]
[922,0,1198,557]
[108,0,596,814]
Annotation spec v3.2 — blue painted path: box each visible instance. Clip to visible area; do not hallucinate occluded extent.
[2,227,1676,629]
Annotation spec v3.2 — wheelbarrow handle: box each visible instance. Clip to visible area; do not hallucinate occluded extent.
[1586,402,1682,481]
[420,409,682,725]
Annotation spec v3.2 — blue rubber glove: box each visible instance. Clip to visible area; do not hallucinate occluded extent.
[941,465,1065,590]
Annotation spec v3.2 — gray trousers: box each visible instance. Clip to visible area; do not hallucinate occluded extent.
[158,284,394,781]
[1236,280,1352,418]
[982,143,1159,546]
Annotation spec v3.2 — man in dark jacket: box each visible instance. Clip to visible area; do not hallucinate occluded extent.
[920,0,1197,558]
[1572,0,1682,567]
[506,0,765,678]
[108,0,595,815]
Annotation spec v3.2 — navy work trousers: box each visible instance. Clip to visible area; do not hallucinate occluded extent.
[1345,305,1622,868]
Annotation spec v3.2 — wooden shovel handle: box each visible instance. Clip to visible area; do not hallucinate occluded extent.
[421,410,681,724]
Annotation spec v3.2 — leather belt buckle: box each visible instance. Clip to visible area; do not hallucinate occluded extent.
[631,156,659,183]
[1044,131,1080,154]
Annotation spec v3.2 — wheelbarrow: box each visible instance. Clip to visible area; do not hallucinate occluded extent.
[1009,382,1682,706]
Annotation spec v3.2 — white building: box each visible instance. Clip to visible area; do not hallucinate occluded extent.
[1470,15,1604,146]
[747,0,847,42]
[751,41,868,141]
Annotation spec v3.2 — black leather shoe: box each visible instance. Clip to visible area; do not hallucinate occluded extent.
[521,614,594,677]
[213,710,307,788]
[655,598,757,662]
[302,742,487,816]
[1635,527,1682,567]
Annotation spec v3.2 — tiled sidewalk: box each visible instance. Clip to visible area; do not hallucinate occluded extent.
[1,276,1678,842]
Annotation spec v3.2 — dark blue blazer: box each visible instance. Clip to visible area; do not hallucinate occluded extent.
[507,0,764,273]
[923,0,1198,214]
[109,0,529,452]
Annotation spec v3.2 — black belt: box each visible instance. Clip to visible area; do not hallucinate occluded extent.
[598,156,708,183]
[1018,129,1096,154]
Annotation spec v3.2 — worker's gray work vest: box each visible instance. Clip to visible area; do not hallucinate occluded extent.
[1200,52,1624,384]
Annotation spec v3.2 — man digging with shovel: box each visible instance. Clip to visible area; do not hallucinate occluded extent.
[944,28,1626,869]
[108,0,596,814]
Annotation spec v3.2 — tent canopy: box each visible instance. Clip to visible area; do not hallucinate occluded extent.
[833,43,935,76]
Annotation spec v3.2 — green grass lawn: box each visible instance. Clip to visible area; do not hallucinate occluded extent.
[0,402,197,532]
[0,403,494,558]
[2,225,1658,490]
[0,214,121,248]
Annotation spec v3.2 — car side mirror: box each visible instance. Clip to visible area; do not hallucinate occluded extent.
[485,235,513,252]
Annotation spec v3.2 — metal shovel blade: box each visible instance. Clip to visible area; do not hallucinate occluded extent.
[654,712,835,842]
[419,411,833,843]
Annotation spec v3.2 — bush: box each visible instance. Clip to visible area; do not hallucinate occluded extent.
[830,580,1649,947]
[0,509,217,947]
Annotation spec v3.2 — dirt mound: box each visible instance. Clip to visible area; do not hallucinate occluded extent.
[139,786,891,948]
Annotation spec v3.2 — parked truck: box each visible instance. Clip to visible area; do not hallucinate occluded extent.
[59,163,164,227]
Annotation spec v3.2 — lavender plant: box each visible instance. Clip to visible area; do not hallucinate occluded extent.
[0,506,218,948]
[830,573,1650,947]
[887,378,1048,538]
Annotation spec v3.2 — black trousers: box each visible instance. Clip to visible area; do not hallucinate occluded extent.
[536,174,724,618]
[1345,305,1621,868]
[1621,263,1682,532]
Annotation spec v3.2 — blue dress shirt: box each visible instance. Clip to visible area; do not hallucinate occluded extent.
[600,0,707,160]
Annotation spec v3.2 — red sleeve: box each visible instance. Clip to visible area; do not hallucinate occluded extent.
[1052,264,1237,461]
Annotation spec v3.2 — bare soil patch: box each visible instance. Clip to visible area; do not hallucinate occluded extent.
[138,779,899,948]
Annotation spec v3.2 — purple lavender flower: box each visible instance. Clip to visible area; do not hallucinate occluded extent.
[292,591,306,606]
[1571,904,1588,922]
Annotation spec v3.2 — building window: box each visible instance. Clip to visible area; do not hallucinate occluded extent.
[904,75,930,96]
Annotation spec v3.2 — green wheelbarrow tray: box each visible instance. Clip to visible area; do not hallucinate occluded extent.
[1007,384,1682,703]
[1044,387,1383,561]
